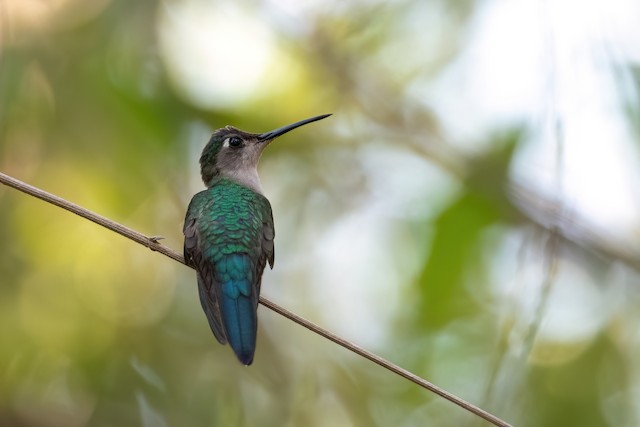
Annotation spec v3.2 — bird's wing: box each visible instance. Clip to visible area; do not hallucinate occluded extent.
[262,201,275,269]
[183,201,227,344]
[250,197,274,299]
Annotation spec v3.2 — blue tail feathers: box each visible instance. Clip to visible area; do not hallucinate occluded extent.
[217,255,257,365]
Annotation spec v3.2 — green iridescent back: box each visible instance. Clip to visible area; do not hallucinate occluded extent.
[186,178,273,264]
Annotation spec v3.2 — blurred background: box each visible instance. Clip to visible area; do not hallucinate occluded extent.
[1,0,639,426]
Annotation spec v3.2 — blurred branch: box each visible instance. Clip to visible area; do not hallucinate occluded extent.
[509,181,640,272]
[399,125,640,273]
[0,171,512,427]
[310,25,640,274]
[403,122,640,272]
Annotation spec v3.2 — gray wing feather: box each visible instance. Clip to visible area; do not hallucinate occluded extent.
[184,214,227,344]
[262,207,275,269]
[253,203,274,297]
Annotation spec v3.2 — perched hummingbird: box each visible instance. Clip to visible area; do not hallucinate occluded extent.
[183,114,331,365]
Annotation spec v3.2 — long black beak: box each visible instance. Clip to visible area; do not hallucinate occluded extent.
[257,114,332,142]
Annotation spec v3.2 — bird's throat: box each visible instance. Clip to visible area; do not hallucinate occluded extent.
[220,166,264,194]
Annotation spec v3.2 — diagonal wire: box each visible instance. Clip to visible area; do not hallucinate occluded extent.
[0,171,512,427]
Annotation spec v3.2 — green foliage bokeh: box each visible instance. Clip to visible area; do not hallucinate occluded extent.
[1,1,638,427]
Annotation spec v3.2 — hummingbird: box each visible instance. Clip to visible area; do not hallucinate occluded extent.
[183,114,331,365]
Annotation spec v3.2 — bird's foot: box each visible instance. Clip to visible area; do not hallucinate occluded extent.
[149,235,165,243]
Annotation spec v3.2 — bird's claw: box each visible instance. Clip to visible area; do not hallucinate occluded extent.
[149,235,165,243]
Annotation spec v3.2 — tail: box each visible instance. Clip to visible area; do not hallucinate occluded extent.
[217,255,258,365]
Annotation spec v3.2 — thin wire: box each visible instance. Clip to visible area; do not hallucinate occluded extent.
[0,171,513,427]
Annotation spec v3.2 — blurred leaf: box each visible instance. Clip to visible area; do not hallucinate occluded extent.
[416,130,521,328]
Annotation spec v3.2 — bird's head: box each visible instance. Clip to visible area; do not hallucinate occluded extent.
[199,114,331,190]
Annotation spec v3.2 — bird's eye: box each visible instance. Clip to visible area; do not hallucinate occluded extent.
[227,137,243,148]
